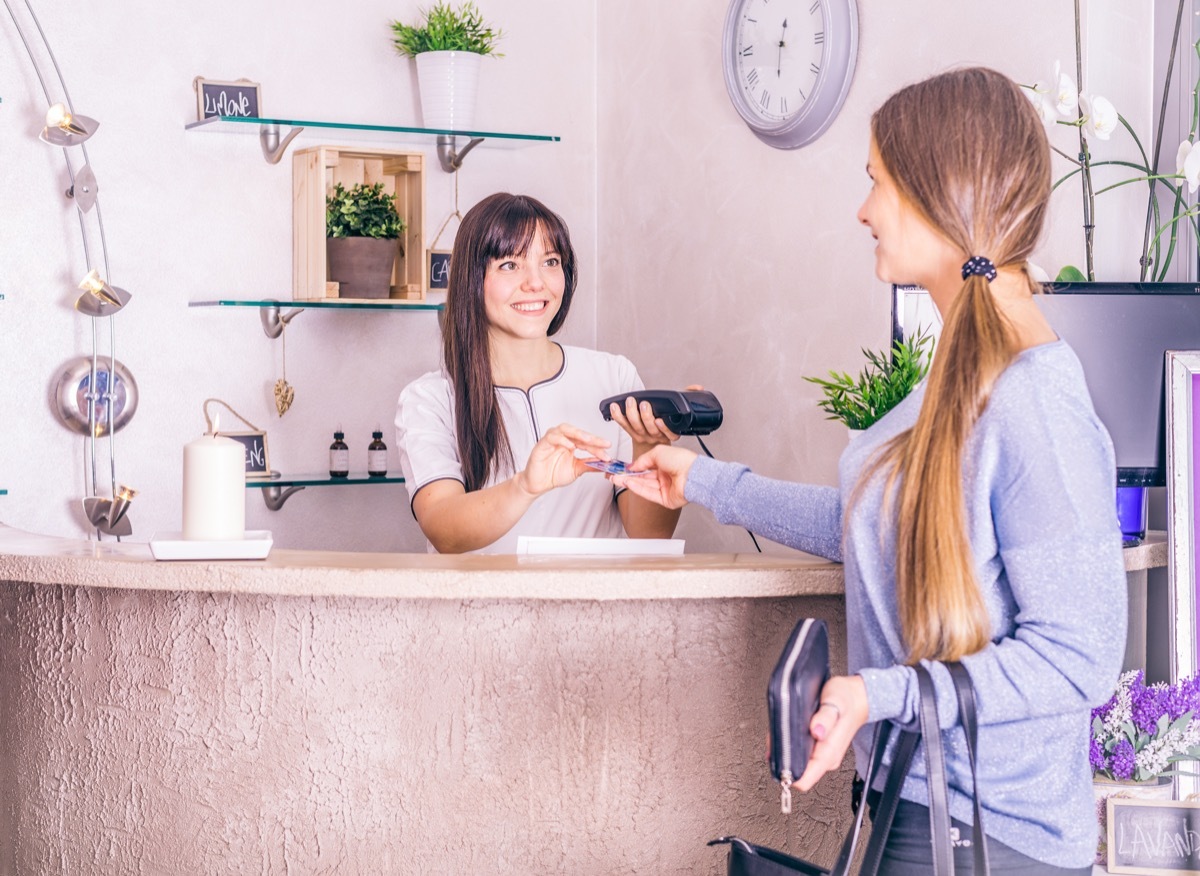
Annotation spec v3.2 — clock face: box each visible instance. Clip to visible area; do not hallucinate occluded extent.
[722,0,858,149]
[732,0,825,125]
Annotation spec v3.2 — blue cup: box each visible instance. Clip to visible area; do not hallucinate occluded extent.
[1116,486,1148,547]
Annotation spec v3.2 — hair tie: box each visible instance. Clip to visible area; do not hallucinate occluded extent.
[961,256,997,282]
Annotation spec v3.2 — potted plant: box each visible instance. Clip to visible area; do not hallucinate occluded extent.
[390,1,503,131]
[1090,670,1200,865]
[803,329,934,433]
[326,182,406,299]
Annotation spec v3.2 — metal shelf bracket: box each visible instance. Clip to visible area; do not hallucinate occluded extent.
[436,135,484,173]
[259,302,304,339]
[261,484,306,511]
[259,123,304,164]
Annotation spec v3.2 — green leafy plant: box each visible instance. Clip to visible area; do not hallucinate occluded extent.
[326,183,405,240]
[390,2,503,58]
[804,329,934,431]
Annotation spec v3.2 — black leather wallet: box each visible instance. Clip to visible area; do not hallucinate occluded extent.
[597,389,724,435]
[767,617,830,811]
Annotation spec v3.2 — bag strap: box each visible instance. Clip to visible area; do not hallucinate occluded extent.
[827,721,893,876]
[915,664,955,876]
[947,661,989,875]
[855,725,920,876]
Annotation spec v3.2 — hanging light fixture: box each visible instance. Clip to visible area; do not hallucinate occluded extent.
[75,268,131,314]
[82,484,137,537]
[69,163,98,212]
[39,101,98,145]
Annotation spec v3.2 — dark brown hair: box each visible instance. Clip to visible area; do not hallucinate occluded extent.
[442,192,578,492]
[867,67,1051,662]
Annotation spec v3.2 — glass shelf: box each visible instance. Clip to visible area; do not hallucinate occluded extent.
[246,472,405,511]
[185,115,559,169]
[190,299,442,311]
[190,298,443,338]
[248,472,405,488]
[186,115,559,146]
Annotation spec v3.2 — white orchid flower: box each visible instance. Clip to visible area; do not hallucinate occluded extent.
[1080,94,1118,140]
[1025,82,1057,124]
[1051,61,1079,117]
[1178,139,1200,194]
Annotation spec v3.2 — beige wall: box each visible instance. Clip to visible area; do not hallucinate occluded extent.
[594,0,1153,552]
[0,0,1158,553]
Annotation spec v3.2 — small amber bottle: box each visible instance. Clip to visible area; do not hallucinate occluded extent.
[368,430,388,477]
[329,431,349,478]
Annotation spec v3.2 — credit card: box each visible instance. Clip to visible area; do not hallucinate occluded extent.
[583,459,650,477]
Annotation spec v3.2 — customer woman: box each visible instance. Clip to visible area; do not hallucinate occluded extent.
[613,68,1126,873]
[396,192,682,554]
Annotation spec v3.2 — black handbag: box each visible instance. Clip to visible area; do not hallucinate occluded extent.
[713,647,988,876]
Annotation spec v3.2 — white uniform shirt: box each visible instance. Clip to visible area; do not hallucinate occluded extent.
[395,344,644,554]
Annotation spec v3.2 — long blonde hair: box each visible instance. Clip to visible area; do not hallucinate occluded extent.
[868,68,1051,663]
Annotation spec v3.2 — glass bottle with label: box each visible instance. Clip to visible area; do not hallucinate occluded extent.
[329,431,349,478]
[368,430,388,477]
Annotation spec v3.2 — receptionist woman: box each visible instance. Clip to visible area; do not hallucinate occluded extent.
[395,192,683,554]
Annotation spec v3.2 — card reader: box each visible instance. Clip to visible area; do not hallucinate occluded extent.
[598,389,724,436]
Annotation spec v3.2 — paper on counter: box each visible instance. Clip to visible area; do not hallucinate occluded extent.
[516,536,684,556]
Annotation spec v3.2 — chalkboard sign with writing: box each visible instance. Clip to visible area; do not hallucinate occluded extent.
[1108,798,1200,874]
[194,77,261,120]
[220,431,272,479]
[428,249,451,290]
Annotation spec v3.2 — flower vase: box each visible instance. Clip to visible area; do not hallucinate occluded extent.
[1092,775,1173,867]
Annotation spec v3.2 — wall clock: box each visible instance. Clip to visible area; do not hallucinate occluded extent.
[722,0,859,149]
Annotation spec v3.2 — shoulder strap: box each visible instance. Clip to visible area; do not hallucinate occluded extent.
[947,661,989,875]
[915,664,955,876]
[856,726,920,876]
[828,722,894,876]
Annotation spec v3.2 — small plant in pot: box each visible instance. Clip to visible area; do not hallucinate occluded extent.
[390,1,503,131]
[326,182,406,300]
[804,328,934,433]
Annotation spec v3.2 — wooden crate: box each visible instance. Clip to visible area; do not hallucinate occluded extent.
[292,145,426,302]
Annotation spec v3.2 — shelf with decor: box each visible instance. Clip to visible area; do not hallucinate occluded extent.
[184,115,560,171]
[248,472,405,511]
[189,298,443,339]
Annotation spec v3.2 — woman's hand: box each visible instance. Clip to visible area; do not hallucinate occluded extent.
[794,675,869,793]
[516,423,611,497]
[606,396,680,448]
[609,445,698,509]
[606,385,705,449]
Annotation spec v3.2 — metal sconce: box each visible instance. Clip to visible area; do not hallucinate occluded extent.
[5,0,137,538]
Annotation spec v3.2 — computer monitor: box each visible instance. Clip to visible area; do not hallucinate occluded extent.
[891,283,1200,487]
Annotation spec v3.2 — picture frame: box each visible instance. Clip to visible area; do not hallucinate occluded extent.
[1166,350,1200,801]
[428,249,451,290]
[219,430,272,480]
[1106,796,1200,874]
[193,76,261,121]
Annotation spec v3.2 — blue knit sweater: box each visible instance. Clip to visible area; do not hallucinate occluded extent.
[686,340,1127,868]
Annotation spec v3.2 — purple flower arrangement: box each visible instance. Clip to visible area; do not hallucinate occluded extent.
[1091,670,1200,782]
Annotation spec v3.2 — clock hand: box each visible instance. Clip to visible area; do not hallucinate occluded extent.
[777,18,788,78]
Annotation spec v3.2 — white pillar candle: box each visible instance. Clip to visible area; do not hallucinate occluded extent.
[182,428,246,541]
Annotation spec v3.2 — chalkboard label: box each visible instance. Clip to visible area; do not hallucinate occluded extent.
[428,249,451,290]
[220,431,272,479]
[194,77,261,120]
[1108,798,1200,874]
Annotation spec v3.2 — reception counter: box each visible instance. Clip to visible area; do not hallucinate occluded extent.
[0,525,1166,875]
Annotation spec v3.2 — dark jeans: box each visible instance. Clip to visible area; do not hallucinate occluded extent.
[874,799,1092,876]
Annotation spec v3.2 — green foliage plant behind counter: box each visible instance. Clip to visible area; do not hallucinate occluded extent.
[389,2,503,57]
[805,329,934,431]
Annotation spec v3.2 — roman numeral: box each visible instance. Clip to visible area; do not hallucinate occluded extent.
[814,31,824,44]
[810,62,821,76]
[760,91,771,110]
[799,87,807,101]
[809,1,819,13]
[781,96,788,114]
[741,45,754,56]
[747,68,760,86]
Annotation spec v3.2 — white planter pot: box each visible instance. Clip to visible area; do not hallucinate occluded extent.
[415,50,482,131]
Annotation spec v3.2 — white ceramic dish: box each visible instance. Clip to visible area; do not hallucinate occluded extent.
[149,531,273,561]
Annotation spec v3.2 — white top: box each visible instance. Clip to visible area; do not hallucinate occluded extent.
[395,345,644,554]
